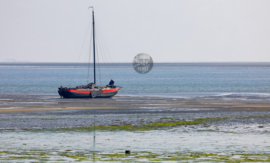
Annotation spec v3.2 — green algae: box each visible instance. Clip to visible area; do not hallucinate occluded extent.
[56,117,229,132]
[0,129,15,132]
[237,114,270,119]
[11,117,229,132]
[0,150,269,162]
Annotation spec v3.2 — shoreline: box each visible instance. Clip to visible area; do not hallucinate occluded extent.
[0,94,270,113]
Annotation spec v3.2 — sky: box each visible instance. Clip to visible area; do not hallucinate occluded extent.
[0,0,270,63]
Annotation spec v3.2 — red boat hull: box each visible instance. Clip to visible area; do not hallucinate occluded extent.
[58,88,118,98]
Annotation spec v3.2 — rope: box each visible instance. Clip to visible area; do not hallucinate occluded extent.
[98,24,124,83]
[95,35,102,85]
[70,17,92,87]
[96,32,112,81]
[95,22,113,80]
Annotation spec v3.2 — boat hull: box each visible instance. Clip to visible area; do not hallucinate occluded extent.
[58,88,118,98]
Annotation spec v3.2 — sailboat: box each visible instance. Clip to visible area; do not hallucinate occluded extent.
[58,7,121,98]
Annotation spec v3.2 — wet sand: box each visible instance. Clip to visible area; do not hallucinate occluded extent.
[0,94,270,129]
[0,94,270,113]
[0,94,270,162]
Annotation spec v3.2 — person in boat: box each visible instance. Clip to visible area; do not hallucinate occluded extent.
[108,79,114,87]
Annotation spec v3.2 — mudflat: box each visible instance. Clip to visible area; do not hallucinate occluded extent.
[0,94,270,113]
[0,94,270,162]
[0,94,270,129]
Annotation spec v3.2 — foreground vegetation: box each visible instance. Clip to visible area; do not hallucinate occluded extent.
[1,150,269,162]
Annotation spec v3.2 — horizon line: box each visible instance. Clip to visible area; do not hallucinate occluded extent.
[1,61,270,64]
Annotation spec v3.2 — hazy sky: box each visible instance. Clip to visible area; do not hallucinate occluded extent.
[0,0,270,62]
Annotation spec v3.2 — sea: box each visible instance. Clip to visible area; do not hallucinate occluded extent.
[0,62,270,101]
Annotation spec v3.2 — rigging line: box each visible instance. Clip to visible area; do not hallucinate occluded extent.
[95,22,113,79]
[96,23,119,82]
[101,38,113,79]
[94,23,101,85]
[97,37,111,80]
[70,17,92,86]
[87,24,93,84]
[95,25,112,80]
[98,55,101,85]
[97,23,114,64]
[99,26,124,82]
[96,35,101,85]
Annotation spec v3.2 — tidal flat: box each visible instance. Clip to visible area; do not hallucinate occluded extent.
[0,94,270,162]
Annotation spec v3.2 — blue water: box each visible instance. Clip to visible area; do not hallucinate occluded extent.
[0,62,270,100]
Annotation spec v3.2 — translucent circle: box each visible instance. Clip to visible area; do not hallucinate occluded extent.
[132,53,153,74]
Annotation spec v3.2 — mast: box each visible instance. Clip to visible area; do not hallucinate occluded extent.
[91,7,96,84]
